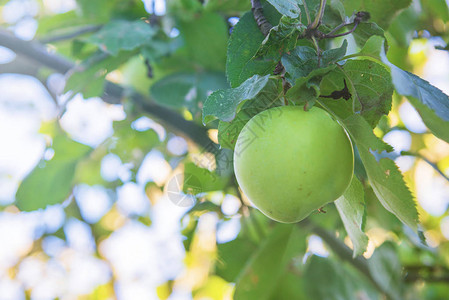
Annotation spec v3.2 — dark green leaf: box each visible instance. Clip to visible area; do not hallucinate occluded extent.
[87,20,157,56]
[338,60,393,127]
[76,0,114,21]
[150,71,228,114]
[16,134,92,211]
[216,238,258,282]
[305,256,361,300]
[368,242,403,300]
[204,0,251,13]
[282,41,347,84]
[305,255,379,300]
[226,12,278,88]
[285,64,337,105]
[343,0,411,29]
[202,74,271,124]
[255,16,305,60]
[179,12,228,70]
[387,6,419,47]
[270,271,305,300]
[234,224,305,300]
[352,22,385,48]
[217,79,282,149]
[335,176,369,257]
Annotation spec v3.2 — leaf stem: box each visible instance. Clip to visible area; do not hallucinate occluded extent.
[311,35,322,67]
[39,25,102,44]
[309,0,327,30]
[302,0,311,25]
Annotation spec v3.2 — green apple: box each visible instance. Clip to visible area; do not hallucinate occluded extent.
[233,106,354,223]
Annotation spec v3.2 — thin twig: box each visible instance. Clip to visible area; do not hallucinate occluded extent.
[321,11,368,39]
[302,0,311,25]
[39,25,102,44]
[311,35,322,67]
[401,151,449,183]
[325,22,351,36]
[323,22,359,39]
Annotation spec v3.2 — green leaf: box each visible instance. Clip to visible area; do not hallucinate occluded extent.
[305,256,363,300]
[368,242,403,300]
[150,71,228,114]
[216,238,258,282]
[36,11,97,37]
[65,51,135,98]
[76,0,114,21]
[179,12,228,70]
[75,148,108,186]
[141,38,176,63]
[204,0,251,13]
[110,120,159,163]
[353,23,385,49]
[255,16,305,60]
[338,60,393,127]
[343,114,419,232]
[285,65,337,105]
[270,271,305,300]
[86,20,157,56]
[226,12,278,88]
[234,224,305,300]
[427,0,449,22]
[282,41,347,84]
[183,162,228,194]
[184,201,222,216]
[355,39,449,142]
[16,134,92,211]
[217,79,282,149]
[381,51,449,142]
[266,0,301,18]
[343,0,411,29]
[335,176,369,257]
[359,35,385,59]
[387,6,419,47]
[202,74,271,124]
[181,217,198,251]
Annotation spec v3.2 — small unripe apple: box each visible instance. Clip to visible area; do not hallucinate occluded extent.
[233,106,354,223]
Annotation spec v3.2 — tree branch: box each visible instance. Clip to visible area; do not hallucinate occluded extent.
[300,219,395,299]
[0,29,216,151]
[250,0,273,36]
[401,151,449,183]
[39,25,102,44]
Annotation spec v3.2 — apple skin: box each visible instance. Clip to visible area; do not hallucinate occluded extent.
[233,106,354,223]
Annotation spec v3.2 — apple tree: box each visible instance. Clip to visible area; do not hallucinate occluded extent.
[1,0,449,298]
